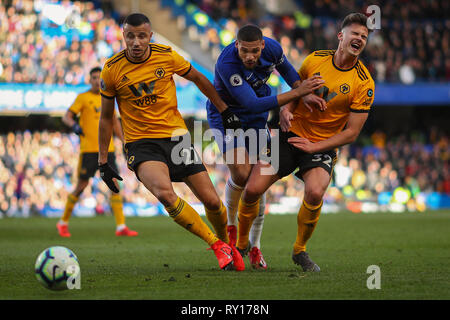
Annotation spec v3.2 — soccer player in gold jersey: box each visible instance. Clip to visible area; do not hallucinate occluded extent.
[57,67,138,237]
[236,13,376,271]
[97,13,246,271]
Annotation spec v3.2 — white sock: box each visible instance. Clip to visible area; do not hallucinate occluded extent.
[58,220,68,226]
[116,224,126,231]
[249,193,266,249]
[225,177,244,226]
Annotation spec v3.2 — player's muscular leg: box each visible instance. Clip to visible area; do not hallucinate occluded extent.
[183,171,221,211]
[184,170,231,246]
[136,161,178,206]
[224,147,252,187]
[242,161,279,203]
[72,179,89,197]
[301,167,332,205]
[137,162,222,249]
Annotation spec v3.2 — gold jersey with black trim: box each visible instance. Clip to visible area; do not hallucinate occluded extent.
[100,43,192,142]
[290,50,375,142]
[69,90,114,153]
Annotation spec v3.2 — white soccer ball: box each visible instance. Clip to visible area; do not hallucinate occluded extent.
[34,246,80,291]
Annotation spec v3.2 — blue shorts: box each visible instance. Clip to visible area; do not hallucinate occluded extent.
[207,106,271,160]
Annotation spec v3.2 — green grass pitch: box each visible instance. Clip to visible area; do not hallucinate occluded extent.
[0,210,449,300]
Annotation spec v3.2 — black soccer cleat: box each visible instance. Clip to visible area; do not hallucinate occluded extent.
[292,251,321,272]
[236,242,251,258]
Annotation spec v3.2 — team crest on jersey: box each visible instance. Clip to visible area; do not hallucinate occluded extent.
[155,68,165,79]
[230,74,243,86]
[100,78,106,91]
[340,83,350,94]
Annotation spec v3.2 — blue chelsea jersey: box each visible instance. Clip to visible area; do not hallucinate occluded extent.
[206,36,300,126]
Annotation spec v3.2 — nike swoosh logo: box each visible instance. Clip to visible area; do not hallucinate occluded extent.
[220,248,232,259]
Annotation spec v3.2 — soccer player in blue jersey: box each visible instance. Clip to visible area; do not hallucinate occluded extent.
[206,25,325,269]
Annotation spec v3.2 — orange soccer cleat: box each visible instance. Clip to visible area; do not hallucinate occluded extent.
[249,246,267,270]
[209,240,235,270]
[229,243,245,271]
[226,225,245,271]
[227,225,237,246]
[115,226,138,237]
[56,222,71,238]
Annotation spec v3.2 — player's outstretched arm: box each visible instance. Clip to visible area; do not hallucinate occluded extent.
[233,75,324,115]
[183,67,242,130]
[288,112,369,153]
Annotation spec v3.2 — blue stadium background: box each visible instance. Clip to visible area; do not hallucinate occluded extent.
[0,0,448,218]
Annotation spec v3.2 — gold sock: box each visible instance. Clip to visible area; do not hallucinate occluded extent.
[166,197,218,246]
[237,198,260,250]
[293,200,323,255]
[110,194,125,226]
[61,194,79,223]
[205,200,229,243]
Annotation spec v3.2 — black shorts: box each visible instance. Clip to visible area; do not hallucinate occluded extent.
[124,135,207,182]
[77,152,118,180]
[276,131,337,180]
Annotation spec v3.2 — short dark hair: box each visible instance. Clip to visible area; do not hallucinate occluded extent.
[341,13,368,31]
[89,67,101,75]
[237,25,263,42]
[123,13,151,27]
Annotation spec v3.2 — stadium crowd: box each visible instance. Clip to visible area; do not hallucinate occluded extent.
[187,0,450,83]
[0,0,123,85]
[0,129,448,217]
[0,0,448,217]
[1,0,449,85]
